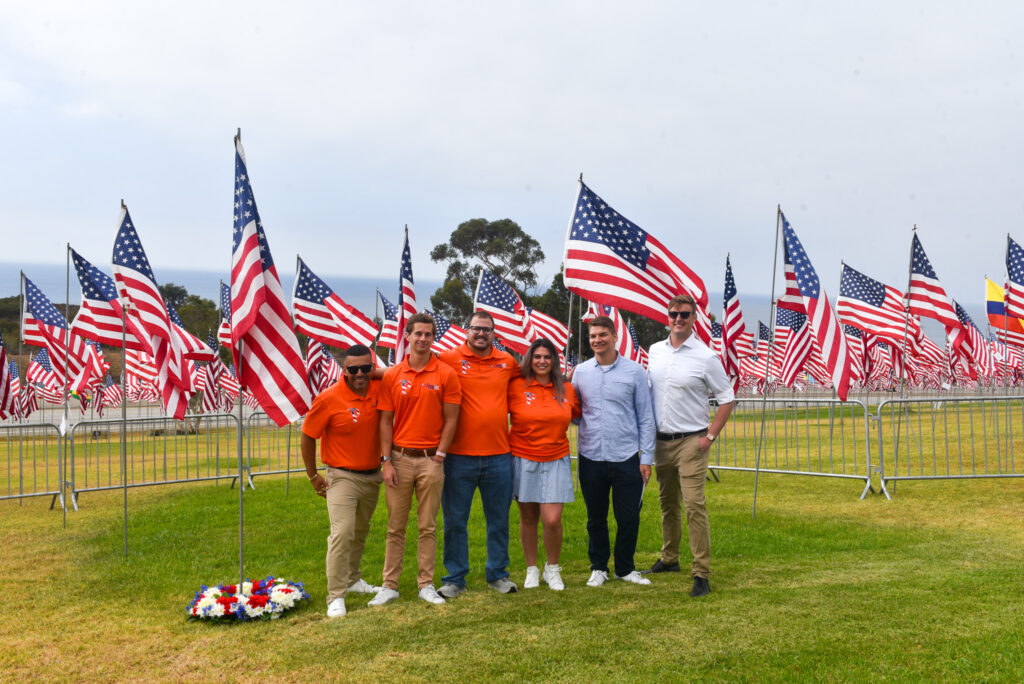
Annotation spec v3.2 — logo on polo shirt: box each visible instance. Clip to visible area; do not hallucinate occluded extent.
[422,383,440,391]
[460,359,471,374]
[490,362,508,369]
[399,379,413,395]
[348,408,360,422]
[524,391,536,405]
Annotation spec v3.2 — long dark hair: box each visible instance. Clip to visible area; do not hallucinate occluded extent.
[522,338,566,405]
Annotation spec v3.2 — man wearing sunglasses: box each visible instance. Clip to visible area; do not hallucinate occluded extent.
[301,344,385,618]
[436,311,521,598]
[646,294,735,597]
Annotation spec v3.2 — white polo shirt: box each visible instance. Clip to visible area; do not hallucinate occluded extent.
[648,334,735,433]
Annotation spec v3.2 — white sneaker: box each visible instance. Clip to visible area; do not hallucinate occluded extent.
[367,587,399,607]
[524,566,541,589]
[543,563,565,591]
[586,570,609,587]
[347,578,382,594]
[615,570,652,585]
[326,597,346,618]
[418,585,446,605]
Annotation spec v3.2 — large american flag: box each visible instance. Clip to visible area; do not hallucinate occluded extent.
[21,275,89,386]
[780,212,852,400]
[218,282,233,349]
[721,255,748,389]
[111,206,192,419]
[1005,235,1024,319]
[907,233,960,329]
[526,307,570,350]
[69,248,146,350]
[376,292,399,350]
[837,264,913,345]
[425,310,466,352]
[293,257,379,349]
[230,135,311,426]
[474,270,533,353]
[393,227,417,363]
[562,180,711,343]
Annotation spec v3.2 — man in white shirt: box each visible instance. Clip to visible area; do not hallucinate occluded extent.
[646,294,735,597]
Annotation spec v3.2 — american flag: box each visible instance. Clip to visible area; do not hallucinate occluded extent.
[111,205,191,419]
[837,264,915,346]
[166,301,216,362]
[867,341,895,390]
[22,275,89,386]
[777,242,806,313]
[954,300,993,377]
[393,227,417,363]
[907,233,960,329]
[201,359,223,413]
[562,180,711,343]
[0,337,14,420]
[220,363,241,407]
[474,270,533,353]
[721,255,748,389]
[8,359,20,396]
[230,135,311,426]
[1005,235,1024,319]
[98,374,123,416]
[376,292,399,350]
[8,360,25,421]
[843,324,866,383]
[626,319,649,368]
[780,212,852,400]
[72,339,109,396]
[736,330,756,358]
[526,307,570,350]
[69,248,145,349]
[425,310,466,352]
[293,257,379,349]
[218,282,233,349]
[125,348,158,384]
[776,306,811,387]
[581,301,636,361]
[25,346,60,389]
[304,339,341,395]
[710,321,723,357]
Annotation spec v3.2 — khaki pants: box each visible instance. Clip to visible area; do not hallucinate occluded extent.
[382,450,445,590]
[325,467,382,602]
[654,434,710,578]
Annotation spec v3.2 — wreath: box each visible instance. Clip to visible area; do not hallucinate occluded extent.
[188,576,310,621]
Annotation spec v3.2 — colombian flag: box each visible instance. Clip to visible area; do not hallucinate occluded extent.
[986,278,1024,341]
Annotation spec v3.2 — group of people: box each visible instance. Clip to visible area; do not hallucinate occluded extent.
[300,295,736,618]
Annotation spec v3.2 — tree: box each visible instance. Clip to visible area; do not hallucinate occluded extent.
[430,218,545,322]
[158,283,188,310]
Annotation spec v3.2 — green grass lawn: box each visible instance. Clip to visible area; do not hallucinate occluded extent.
[1,467,1022,682]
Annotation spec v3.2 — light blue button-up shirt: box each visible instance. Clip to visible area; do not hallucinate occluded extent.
[571,354,656,465]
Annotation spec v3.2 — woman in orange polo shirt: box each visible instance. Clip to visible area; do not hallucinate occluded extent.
[507,337,581,592]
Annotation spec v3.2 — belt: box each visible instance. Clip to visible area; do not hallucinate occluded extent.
[656,429,707,441]
[394,446,437,458]
[329,465,382,476]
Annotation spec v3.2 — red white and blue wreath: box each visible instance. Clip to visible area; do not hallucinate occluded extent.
[188,576,310,621]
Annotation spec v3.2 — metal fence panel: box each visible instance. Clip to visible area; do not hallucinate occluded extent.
[0,422,64,503]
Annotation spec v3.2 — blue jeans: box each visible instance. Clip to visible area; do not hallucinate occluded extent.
[442,452,513,586]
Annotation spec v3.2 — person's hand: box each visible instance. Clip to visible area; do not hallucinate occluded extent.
[382,461,398,487]
[639,464,651,484]
[699,436,713,453]
[309,473,327,498]
[432,450,446,464]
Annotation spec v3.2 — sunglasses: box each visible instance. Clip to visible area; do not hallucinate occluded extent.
[344,364,373,375]
[668,310,693,320]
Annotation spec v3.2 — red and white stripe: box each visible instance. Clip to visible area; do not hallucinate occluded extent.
[527,308,570,350]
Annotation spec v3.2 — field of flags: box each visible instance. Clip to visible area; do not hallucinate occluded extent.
[3,134,1023,427]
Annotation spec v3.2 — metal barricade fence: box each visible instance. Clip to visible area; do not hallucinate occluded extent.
[709,397,875,498]
[875,395,1023,495]
[0,422,64,504]
[245,413,304,484]
[67,413,241,501]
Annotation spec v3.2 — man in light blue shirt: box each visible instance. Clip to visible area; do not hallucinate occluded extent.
[571,315,656,587]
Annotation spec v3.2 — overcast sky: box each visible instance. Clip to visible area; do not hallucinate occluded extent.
[1,1,1022,314]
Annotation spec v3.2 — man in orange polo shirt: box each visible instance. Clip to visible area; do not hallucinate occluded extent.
[301,344,384,618]
[436,310,520,598]
[370,313,462,607]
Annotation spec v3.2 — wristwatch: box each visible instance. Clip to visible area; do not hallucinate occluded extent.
[382,455,391,463]
[706,433,716,442]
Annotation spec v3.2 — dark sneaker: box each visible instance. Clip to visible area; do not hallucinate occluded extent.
[644,559,681,574]
[690,576,711,597]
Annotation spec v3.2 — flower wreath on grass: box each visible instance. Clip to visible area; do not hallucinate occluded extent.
[188,576,310,621]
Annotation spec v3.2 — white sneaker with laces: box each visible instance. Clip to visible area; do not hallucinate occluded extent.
[586,570,609,587]
[524,566,541,589]
[347,578,382,594]
[615,570,652,585]
[326,597,346,618]
[367,587,399,607]
[543,563,565,591]
[418,585,446,605]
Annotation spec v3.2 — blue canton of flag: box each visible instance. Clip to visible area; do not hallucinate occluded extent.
[758,321,772,343]
[776,307,806,332]
[843,324,863,339]
[711,321,722,338]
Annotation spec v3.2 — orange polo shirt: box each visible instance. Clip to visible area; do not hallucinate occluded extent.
[302,379,381,471]
[507,377,581,462]
[378,355,463,449]
[439,344,520,455]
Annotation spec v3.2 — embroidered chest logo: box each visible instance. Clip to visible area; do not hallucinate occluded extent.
[524,391,536,405]
[490,362,507,369]
[348,408,360,422]
[422,383,440,391]
[399,379,413,395]
[460,360,471,375]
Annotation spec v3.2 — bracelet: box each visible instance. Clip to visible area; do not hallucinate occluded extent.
[308,474,319,481]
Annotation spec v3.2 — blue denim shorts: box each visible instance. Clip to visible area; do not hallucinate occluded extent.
[512,454,574,504]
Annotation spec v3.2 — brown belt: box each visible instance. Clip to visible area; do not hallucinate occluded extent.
[394,446,437,458]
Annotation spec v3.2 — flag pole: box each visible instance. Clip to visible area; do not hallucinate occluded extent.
[1003,237,1011,388]
[17,271,24,503]
[61,245,72,526]
[565,290,574,356]
[753,206,782,519]
[898,227,915,399]
[121,287,129,556]
[235,127,246,591]
[373,287,381,360]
